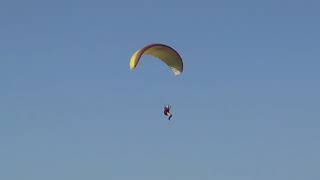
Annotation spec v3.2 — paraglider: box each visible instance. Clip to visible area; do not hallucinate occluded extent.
[163,105,173,120]
[129,43,183,122]
[129,43,183,76]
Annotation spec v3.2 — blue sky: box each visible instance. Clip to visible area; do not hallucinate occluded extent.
[1,0,319,179]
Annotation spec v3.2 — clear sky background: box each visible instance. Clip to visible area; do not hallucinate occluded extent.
[1,0,319,179]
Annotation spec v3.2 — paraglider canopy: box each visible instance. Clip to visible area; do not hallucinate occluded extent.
[129,43,183,76]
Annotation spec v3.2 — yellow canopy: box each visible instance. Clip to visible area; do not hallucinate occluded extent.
[130,43,183,76]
